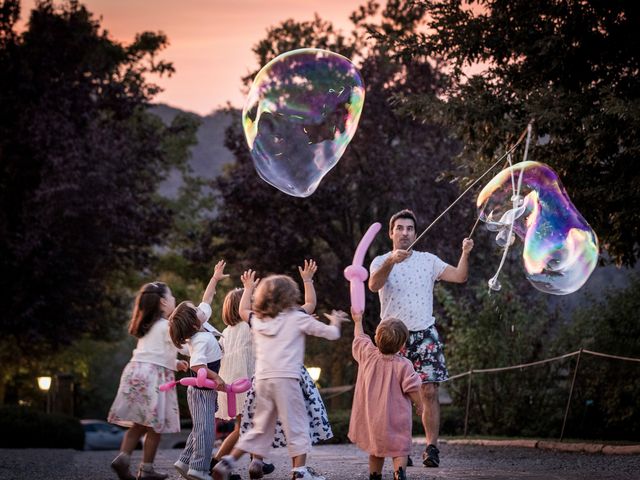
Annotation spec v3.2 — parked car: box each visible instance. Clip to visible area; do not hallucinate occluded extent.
[81,419,128,451]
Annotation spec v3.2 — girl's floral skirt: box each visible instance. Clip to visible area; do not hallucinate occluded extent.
[108,361,180,434]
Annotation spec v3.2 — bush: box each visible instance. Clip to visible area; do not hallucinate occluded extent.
[0,406,84,449]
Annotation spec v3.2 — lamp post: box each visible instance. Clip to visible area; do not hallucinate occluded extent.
[37,376,52,413]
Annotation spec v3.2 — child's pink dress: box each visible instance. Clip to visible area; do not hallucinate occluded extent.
[348,334,422,457]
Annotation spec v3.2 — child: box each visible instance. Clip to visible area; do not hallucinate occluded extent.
[210,287,253,480]
[170,260,228,480]
[215,261,332,479]
[348,309,423,480]
[109,281,189,480]
[213,273,348,480]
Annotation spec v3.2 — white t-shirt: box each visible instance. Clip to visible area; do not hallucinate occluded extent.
[131,318,188,370]
[187,302,223,367]
[370,250,449,331]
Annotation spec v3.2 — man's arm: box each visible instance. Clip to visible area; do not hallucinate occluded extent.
[438,238,474,283]
[368,250,411,292]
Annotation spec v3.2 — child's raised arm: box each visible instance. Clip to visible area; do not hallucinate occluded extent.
[202,260,229,305]
[351,308,365,336]
[239,269,260,322]
[298,259,317,314]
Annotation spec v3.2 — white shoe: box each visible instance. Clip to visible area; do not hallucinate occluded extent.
[174,461,190,480]
[187,469,213,480]
[291,466,326,480]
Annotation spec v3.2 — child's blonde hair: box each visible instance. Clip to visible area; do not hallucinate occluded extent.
[375,318,409,354]
[222,288,243,326]
[253,275,300,319]
[168,301,199,348]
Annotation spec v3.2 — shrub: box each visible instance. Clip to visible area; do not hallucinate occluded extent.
[0,406,84,449]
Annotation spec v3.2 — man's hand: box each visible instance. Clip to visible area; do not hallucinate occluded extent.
[390,249,412,264]
[462,238,474,255]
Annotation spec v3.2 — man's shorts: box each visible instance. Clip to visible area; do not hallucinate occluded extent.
[400,325,449,383]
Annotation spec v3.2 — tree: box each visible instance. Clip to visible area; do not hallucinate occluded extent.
[437,277,567,437]
[552,276,640,440]
[193,1,473,395]
[383,0,640,267]
[0,0,199,401]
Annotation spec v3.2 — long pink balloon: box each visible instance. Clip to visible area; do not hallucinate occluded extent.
[224,378,252,417]
[344,222,382,313]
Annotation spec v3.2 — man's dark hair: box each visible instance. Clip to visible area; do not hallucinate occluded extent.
[389,209,418,233]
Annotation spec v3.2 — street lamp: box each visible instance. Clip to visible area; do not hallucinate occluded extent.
[307,367,321,383]
[37,376,52,413]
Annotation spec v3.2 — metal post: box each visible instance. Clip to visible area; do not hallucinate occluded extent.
[560,348,583,441]
[463,370,473,437]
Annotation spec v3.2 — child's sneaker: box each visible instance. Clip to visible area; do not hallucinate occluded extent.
[248,459,264,479]
[393,467,407,480]
[111,453,136,480]
[174,461,190,480]
[211,456,235,480]
[187,469,212,480]
[290,466,326,480]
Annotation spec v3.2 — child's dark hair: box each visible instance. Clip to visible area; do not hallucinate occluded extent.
[375,318,409,354]
[253,275,300,319]
[168,301,200,348]
[222,288,243,326]
[128,281,169,338]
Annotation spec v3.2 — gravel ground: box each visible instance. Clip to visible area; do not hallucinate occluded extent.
[1,441,639,480]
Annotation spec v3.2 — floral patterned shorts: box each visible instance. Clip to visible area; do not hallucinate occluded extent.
[400,325,449,383]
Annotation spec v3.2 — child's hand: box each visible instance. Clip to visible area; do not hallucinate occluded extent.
[350,307,363,323]
[324,310,349,326]
[176,360,189,372]
[212,260,229,282]
[414,402,423,416]
[241,269,260,289]
[298,259,317,282]
[211,372,226,391]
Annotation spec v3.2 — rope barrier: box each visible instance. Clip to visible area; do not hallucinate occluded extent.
[317,348,640,399]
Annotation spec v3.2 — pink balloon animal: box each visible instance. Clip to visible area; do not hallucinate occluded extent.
[160,369,251,417]
[344,222,381,314]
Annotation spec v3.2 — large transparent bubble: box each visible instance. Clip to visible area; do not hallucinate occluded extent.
[477,161,599,295]
[242,48,365,197]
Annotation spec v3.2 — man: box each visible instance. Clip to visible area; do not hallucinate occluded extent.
[369,209,473,468]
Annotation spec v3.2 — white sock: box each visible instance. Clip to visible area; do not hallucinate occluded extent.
[292,466,307,472]
[141,462,154,472]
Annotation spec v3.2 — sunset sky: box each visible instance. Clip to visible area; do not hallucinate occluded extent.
[21,0,365,115]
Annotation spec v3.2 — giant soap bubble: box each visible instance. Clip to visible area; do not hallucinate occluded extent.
[242,48,365,197]
[477,161,598,295]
